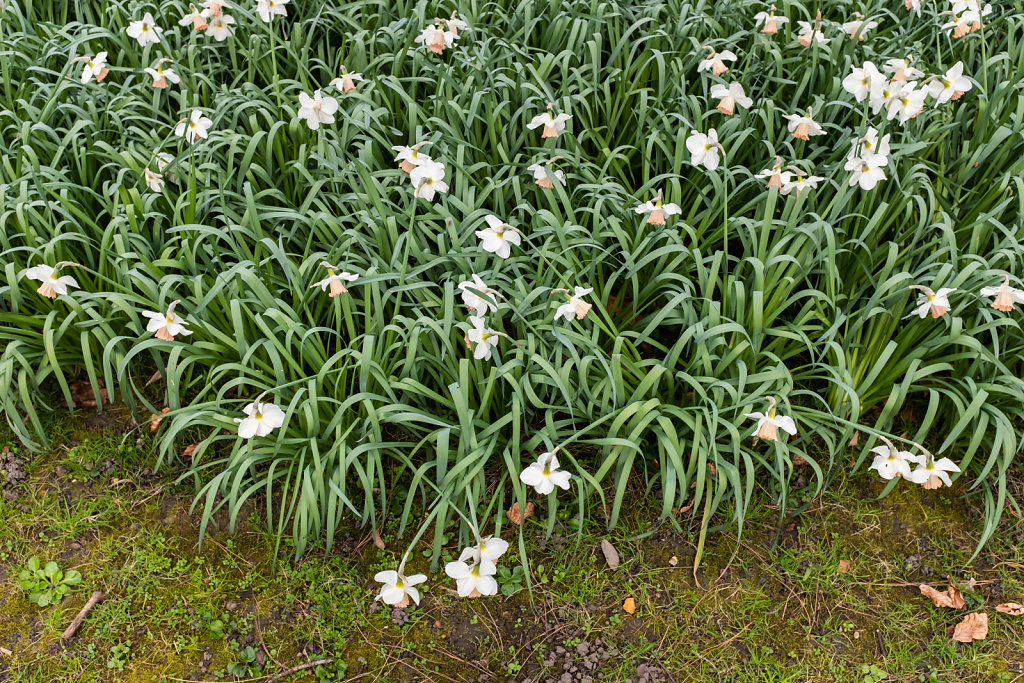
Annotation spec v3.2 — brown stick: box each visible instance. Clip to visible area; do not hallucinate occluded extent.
[61,591,105,640]
[265,659,334,682]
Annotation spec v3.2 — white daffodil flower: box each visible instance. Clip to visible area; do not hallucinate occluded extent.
[297,90,339,130]
[374,568,427,608]
[144,59,180,89]
[310,262,358,298]
[445,556,498,598]
[466,316,501,361]
[409,160,449,201]
[905,0,922,16]
[905,448,961,489]
[527,159,566,188]
[329,68,365,93]
[686,128,723,170]
[868,80,900,116]
[127,12,163,46]
[175,110,213,143]
[784,110,825,140]
[842,61,885,102]
[928,62,972,104]
[797,16,829,46]
[203,0,228,16]
[476,215,521,258]
[909,284,956,319]
[206,13,236,41]
[710,82,753,116]
[885,82,927,124]
[475,536,509,565]
[884,57,924,83]
[867,435,915,480]
[415,24,455,54]
[744,396,797,442]
[697,47,737,76]
[234,394,286,439]
[756,158,791,189]
[392,142,432,173]
[24,262,80,299]
[841,16,879,41]
[633,191,681,225]
[180,4,209,31]
[850,127,891,161]
[256,0,288,23]
[754,5,789,34]
[980,275,1024,312]
[553,286,594,322]
[144,168,164,193]
[519,448,572,494]
[527,106,572,138]
[155,153,177,184]
[844,156,888,190]
[458,274,500,316]
[142,300,192,341]
[79,52,109,84]
[781,173,824,197]
[440,11,469,37]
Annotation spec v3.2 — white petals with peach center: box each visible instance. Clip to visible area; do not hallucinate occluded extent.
[710,82,752,115]
[697,47,737,75]
[634,191,681,225]
[297,90,339,130]
[142,300,192,341]
[520,449,572,495]
[409,160,449,201]
[554,286,594,322]
[25,262,80,299]
[175,110,213,143]
[79,52,109,84]
[374,569,427,608]
[476,215,521,258]
[980,276,1024,312]
[310,262,358,298]
[909,285,956,319]
[527,106,572,138]
[744,397,797,442]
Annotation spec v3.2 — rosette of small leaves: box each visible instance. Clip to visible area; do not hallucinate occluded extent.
[17,556,83,607]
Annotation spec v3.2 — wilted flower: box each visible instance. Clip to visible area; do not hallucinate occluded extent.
[144,168,164,193]
[553,286,594,322]
[633,190,681,225]
[710,82,753,115]
[868,435,915,480]
[927,62,972,104]
[445,554,498,598]
[329,67,365,93]
[175,109,213,143]
[744,396,797,442]
[527,104,572,138]
[910,284,956,318]
[234,393,286,438]
[980,275,1024,312]
[24,262,80,299]
[310,262,358,298]
[841,14,879,41]
[79,52,109,84]
[904,446,961,489]
[886,82,927,124]
[127,12,163,46]
[206,13,235,41]
[528,158,565,188]
[144,59,180,89]
[697,46,737,76]
[466,316,502,361]
[884,56,924,83]
[415,24,454,54]
[458,274,499,316]
[784,109,825,140]
[297,90,339,130]
[392,142,431,173]
[256,0,288,22]
[842,61,885,102]
[519,448,572,494]
[754,5,789,34]
[374,567,427,608]
[409,160,449,201]
[686,128,723,170]
[142,300,192,341]
[476,215,521,258]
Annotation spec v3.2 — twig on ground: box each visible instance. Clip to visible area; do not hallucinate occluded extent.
[61,591,105,641]
[265,658,333,682]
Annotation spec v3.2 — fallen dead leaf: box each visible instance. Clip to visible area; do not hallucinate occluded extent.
[996,603,1024,616]
[948,612,987,643]
[920,578,965,609]
[792,454,807,467]
[601,539,620,569]
[707,462,717,476]
[838,559,851,574]
[848,431,860,447]
[183,443,198,458]
[70,380,107,408]
[622,597,636,614]
[373,529,385,549]
[506,501,534,525]
[149,407,170,432]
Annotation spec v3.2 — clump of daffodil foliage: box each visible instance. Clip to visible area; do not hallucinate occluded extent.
[1,0,1022,585]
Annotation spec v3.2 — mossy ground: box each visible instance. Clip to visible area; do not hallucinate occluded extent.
[0,411,1022,682]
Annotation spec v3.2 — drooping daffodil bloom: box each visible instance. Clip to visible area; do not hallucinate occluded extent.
[867,435,915,480]
[686,128,723,170]
[144,59,180,89]
[24,262,80,299]
[144,168,164,193]
[310,262,358,298]
[528,157,566,188]
[756,158,791,189]
[415,23,455,54]
[784,109,825,140]
[697,46,737,75]
[553,286,594,322]
[234,393,286,439]
[374,567,427,608]
[527,104,572,138]
[440,10,469,36]
[466,316,502,361]
[754,5,789,34]
[392,142,432,173]
[297,90,339,130]
[744,396,797,442]
[142,300,192,341]
[79,52,109,84]
[445,553,498,598]
[476,215,521,258]
[797,13,829,46]
[127,12,163,46]
[841,14,879,41]
[927,62,972,104]
[884,57,924,83]
[909,284,956,319]
[409,160,449,201]
[519,448,572,495]
[175,110,213,143]
[330,67,365,93]
[458,274,500,316]
[256,0,288,23]
[710,82,753,115]
[633,190,681,225]
[980,275,1024,312]
[180,4,209,30]
[905,447,961,489]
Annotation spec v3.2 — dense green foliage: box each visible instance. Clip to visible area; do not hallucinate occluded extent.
[1,0,1023,564]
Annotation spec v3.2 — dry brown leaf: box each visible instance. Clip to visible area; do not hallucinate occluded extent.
[707,462,717,476]
[996,603,1024,616]
[848,431,860,447]
[373,529,385,549]
[792,454,807,467]
[149,407,170,432]
[622,597,636,614]
[838,559,851,574]
[183,443,198,458]
[920,578,965,609]
[948,612,987,643]
[921,474,943,490]
[601,539,620,569]
[506,501,534,525]
[70,380,107,408]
